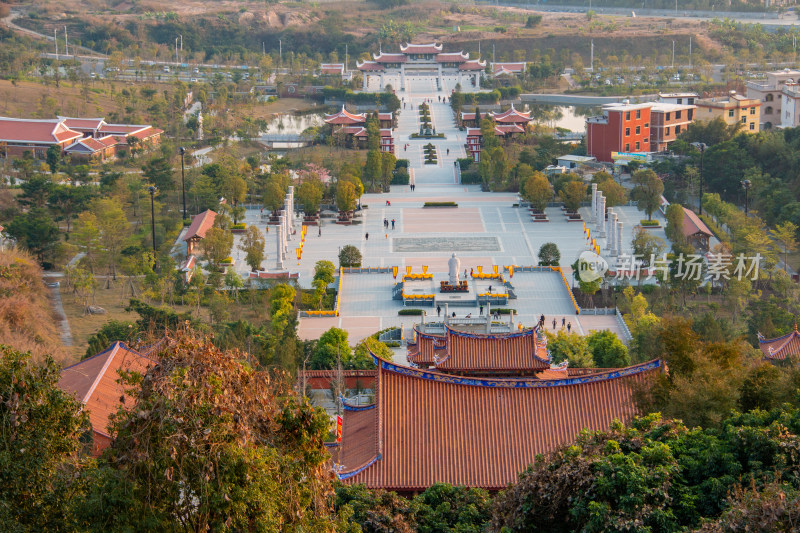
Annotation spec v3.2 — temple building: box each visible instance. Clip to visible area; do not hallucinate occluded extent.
[357,43,485,92]
[463,106,533,162]
[409,324,551,376]
[323,106,395,153]
[333,345,665,492]
[758,325,800,362]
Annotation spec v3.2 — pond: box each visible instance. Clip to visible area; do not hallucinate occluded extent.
[260,113,324,136]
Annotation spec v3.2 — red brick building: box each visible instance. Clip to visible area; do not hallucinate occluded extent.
[586,102,651,162]
[649,103,696,152]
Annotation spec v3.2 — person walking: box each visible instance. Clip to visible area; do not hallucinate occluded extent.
[552,318,557,330]
[365,232,369,240]
[391,219,395,229]
[480,305,484,315]
[567,322,572,332]
[437,305,441,316]
[562,317,566,328]
[318,225,321,237]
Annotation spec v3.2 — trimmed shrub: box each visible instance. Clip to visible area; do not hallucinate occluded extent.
[398,308,425,315]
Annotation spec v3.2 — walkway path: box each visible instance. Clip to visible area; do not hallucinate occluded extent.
[290,84,654,345]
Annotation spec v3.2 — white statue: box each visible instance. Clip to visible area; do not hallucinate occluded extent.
[448,253,460,284]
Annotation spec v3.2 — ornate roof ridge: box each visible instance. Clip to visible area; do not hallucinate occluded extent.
[372,353,664,389]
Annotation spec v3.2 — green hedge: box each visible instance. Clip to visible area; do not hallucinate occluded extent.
[399,308,425,315]
[640,219,660,226]
[231,223,247,230]
[424,201,457,207]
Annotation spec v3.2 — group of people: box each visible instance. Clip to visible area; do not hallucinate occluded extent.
[383,218,395,230]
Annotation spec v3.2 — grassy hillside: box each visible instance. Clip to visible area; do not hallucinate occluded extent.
[0,248,68,364]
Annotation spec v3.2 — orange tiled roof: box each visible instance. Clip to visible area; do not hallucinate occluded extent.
[408,325,550,373]
[59,342,157,451]
[436,52,469,63]
[373,53,407,63]
[459,60,486,71]
[758,325,800,360]
[682,207,713,238]
[0,117,83,145]
[490,105,532,123]
[324,106,367,125]
[336,356,666,490]
[357,61,385,71]
[182,209,217,241]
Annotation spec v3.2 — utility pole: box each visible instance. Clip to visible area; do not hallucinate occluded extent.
[175,37,179,67]
[179,147,187,221]
[54,29,58,59]
[672,40,675,69]
[591,40,594,72]
[689,36,692,67]
[64,26,68,56]
[279,39,282,64]
[345,44,348,74]
[148,186,158,267]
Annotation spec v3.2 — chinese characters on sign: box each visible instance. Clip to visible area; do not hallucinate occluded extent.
[612,253,762,281]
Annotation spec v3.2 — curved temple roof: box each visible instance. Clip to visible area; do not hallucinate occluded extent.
[335,355,665,490]
[758,325,800,361]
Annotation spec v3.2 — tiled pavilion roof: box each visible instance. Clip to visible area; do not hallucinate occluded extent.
[335,356,666,490]
[758,325,800,361]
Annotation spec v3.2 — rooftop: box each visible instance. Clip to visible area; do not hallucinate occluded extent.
[59,342,158,451]
[681,207,713,238]
[0,117,83,145]
[650,102,696,112]
[183,209,217,241]
[758,325,800,361]
[336,355,666,490]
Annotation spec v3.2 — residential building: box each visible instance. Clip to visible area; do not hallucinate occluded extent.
[357,43,485,91]
[586,102,651,163]
[649,102,696,152]
[780,82,800,128]
[694,92,761,133]
[657,92,697,106]
[0,115,163,160]
[557,155,597,169]
[59,342,158,456]
[334,328,665,491]
[746,69,800,129]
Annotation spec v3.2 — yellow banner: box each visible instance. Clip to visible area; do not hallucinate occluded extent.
[493,265,498,275]
[509,266,514,278]
[406,266,411,276]
[296,248,301,260]
[392,266,398,279]
[422,265,428,274]
[477,266,483,274]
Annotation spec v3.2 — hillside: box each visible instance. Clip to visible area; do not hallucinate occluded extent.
[0,248,68,364]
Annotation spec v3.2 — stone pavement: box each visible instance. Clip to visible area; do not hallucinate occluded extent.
[256,83,670,345]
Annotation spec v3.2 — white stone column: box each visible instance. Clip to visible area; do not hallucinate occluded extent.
[598,196,607,238]
[276,216,285,269]
[608,212,618,254]
[362,74,367,90]
[617,220,623,258]
[590,184,597,223]
[379,74,384,90]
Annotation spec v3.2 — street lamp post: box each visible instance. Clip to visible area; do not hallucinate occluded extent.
[742,179,752,217]
[148,186,157,257]
[691,142,707,216]
[179,147,187,221]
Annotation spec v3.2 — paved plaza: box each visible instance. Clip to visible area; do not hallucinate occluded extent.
[230,82,668,346]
